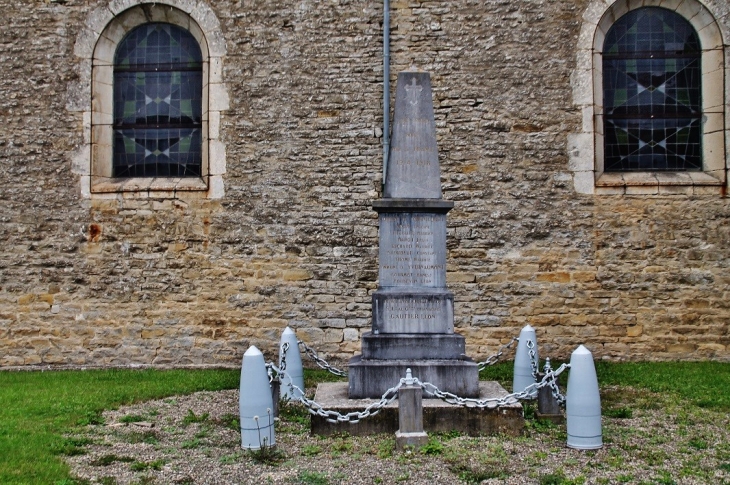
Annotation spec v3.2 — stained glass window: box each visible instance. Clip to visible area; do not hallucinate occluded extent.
[113,23,203,178]
[603,8,702,172]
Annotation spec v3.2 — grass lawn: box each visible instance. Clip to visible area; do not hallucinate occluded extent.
[1,362,728,484]
[0,369,239,484]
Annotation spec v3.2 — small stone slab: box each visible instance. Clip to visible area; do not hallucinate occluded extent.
[395,431,429,450]
[310,382,524,437]
[535,411,565,425]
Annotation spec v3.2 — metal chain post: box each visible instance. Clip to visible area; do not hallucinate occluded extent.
[542,358,567,405]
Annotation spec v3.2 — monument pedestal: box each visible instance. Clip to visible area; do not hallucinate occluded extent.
[347,199,479,398]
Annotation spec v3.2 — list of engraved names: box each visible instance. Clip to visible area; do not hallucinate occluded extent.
[380,213,446,287]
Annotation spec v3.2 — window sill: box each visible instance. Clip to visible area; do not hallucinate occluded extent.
[91,177,208,196]
[595,171,724,195]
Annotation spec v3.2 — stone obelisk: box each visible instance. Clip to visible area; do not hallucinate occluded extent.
[348,71,479,398]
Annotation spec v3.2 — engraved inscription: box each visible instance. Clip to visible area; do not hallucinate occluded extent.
[392,146,436,167]
[385,298,439,320]
[379,213,446,287]
[390,115,437,167]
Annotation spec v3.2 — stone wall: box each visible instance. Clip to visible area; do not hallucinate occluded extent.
[0,0,727,368]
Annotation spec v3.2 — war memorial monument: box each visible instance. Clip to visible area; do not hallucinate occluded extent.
[348,71,480,398]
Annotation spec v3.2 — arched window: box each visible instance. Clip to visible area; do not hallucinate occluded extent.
[603,8,701,172]
[113,23,203,178]
[570,0,726,195]
[75,2,229,199]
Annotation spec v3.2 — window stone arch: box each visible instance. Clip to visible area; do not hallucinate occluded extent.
[69,1,228,199]
[570,0,728,195]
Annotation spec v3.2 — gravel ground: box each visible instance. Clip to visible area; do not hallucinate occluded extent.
[65,385,730,485]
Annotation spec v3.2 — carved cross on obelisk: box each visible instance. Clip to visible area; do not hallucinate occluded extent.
[405,77,423,106]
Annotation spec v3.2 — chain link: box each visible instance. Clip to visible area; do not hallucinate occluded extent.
[265,341,291,383]
[526,338,540,379]
[298,340,349,377]
[279,342,289,372]
[477,336,519,371]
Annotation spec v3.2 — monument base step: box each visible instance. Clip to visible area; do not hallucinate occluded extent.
[347,355,479,399]
[360,332,467,360]
[310,382,524,437]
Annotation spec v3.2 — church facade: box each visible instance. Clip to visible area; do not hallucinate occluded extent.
[0,0,728,367]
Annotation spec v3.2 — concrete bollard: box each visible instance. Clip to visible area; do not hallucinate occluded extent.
[395,369,429,450]
[513,325,539,397]
[279,327,305,401]
[239,346,276,449]
[566,345,602,450]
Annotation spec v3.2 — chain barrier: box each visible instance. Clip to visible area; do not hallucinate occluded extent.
[297,340,349,377]
[417,363,571,410]
[476,336,519,371]
[270,363,403,424]
[259,331,568,424]
[267,360,570,425]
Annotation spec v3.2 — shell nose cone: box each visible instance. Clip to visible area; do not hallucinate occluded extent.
[513,325,539,396]
[240,345,276,449]
[566,345,602,450]
[244,345,263,358]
